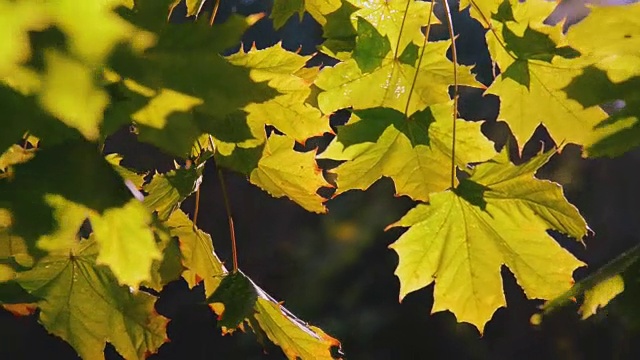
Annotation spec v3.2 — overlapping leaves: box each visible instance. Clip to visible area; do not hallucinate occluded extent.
[389,150,587,332]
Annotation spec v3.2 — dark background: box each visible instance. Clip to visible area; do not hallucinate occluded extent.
[2,0,640,359]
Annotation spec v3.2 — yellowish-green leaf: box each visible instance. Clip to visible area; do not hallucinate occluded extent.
[226,44,331,142]
[316,40,481,115]
[89,200,161,288]
[389,150,587,332]
[348,0,437,54]
[166,209,225,296]
[579,275,624,320]
[319,103,496,201]
[244,89,331,142]
[466,0,609,151]
[253,297,341,360]
[36,195,89,253]
[39,50,108,141]
[50,0,138,63]
[0,145,35,172]
[566,2,640,82]
[185,0,204,17]
[16,239,168,360]
[143,165,203,221]
[250,135,330,213]
[0,1,48,77]
[271,0,341,28]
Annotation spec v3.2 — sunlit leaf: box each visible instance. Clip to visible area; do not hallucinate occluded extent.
[319,103,496,201]
[16,240,168,360]
[389,150,587,332]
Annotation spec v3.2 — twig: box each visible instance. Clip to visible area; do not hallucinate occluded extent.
[442,0,459,188]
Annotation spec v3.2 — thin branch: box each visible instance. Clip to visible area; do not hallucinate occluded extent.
[193,185,202,226]
[217,167,238,273]
[209,0,221,26]
[441,0,459,188]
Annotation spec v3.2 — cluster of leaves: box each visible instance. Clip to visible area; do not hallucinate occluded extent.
[0,0,638,358]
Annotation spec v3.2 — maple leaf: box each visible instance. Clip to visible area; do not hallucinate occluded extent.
[199,270,341,358]
[251,135,329,213]
[15,240,168,360]
[465,0,609,151]
[0,1,48,77]
[565,2,640,81]
[348,0,436,54]
[271,0,341,28]
[39,50,109,140]
[561,3,640,157]
[206,271,257,330]
[534,244,640,324]
[0,84,80,157]
[253,296,341,360]
[389,149,587,332]
[143,164,204,221]
[217,135,330,213]
[89,199,162,288]
[316,16,480,115]
[564,67,640,157]
[166,209,226,296]
[0,140,132,241]
[108,8,276,156]
[319,103,496,201]
[579,275,624,320]
[227,43,332,143]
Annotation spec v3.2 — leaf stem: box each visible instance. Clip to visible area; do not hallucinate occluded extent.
[209,0,221,26]
[217,167,238,273]
[404,2,435,118]
[393,0,413,61]
[442,0,459,188]
[193,185,201,226]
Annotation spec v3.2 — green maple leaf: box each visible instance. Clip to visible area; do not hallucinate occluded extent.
[389,149,587,332]
[15,239,168,360]
[0,84,80,155]
[319,1,358,60]
[166,209,225,296]
[39,50,109,141]
[108,8,275,156]
[143,163,204,221]
[218,135,330,213]
[227,44,332,143]
[316,22,480,115]
[271,0,341,29]
[206,271,257,330]
[89,199,161,288]
[466,0,608,151]
[319,103,496,201]
[0,140,132,241]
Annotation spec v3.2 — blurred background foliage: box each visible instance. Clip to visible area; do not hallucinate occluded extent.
[2,0,640,359]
